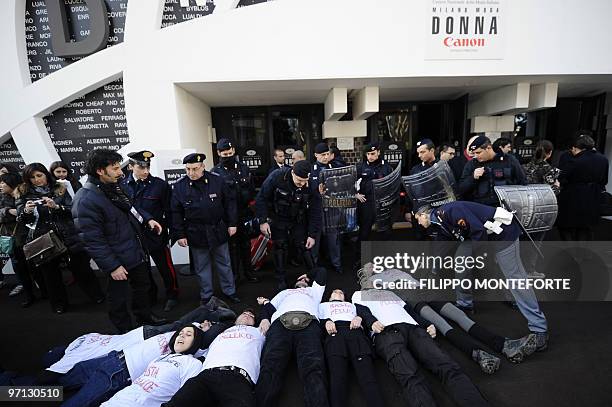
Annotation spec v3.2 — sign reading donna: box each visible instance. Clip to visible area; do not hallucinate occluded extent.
[425,0,505,60]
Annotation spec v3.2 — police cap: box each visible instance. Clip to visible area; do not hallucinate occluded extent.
[416,138,435,149]
[292,160,311,178]
[183,153,206,164]
[314,143,330,154]
[127,150,154,167]
[468,135,491,152]
[364,141,380,152]
[216,138,233,152]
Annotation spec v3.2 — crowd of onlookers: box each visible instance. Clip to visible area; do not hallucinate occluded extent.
[0,160,104,313]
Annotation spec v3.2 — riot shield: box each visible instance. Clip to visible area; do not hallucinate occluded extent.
[494,184,558,233]
[372,161,402,232]
[402,160,456,211]
[320,165,358,233]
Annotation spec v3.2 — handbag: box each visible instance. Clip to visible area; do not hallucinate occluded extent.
[23,230,67,267]
[0,223,17,255]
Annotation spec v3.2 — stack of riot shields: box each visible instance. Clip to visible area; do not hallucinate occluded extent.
[320,165,358,233]
[402,160,457,211]
[372,161,403,232]
[494,184,558,233]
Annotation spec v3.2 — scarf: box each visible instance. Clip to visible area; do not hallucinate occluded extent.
[99,182,132,213]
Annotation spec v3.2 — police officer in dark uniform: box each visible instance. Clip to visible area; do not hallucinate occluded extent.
[355,141,393,263]
[414,200,549,352]
[410,138,438,175]
[329,146,348,167]
[211,138,259,284]
[458,135,527,206]
[310,143,342,274]
[255,160,322,290]
[170,153,241,305]
[122,151,180,312]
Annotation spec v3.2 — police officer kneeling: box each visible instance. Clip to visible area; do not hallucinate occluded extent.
[255,160,321,290]
[170,153,241,305]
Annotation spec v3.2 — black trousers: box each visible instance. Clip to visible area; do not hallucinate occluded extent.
[325,328,384,407]
[67,250,104,301]
[107,262,152,333]
[270,221,313,283]
[10,246,40,300]
[374,324,489,407]
[36,257,67,310]
[256,320,328,407]
[163,368,254,407]
[149,246,179,300]
[229,224,254,279]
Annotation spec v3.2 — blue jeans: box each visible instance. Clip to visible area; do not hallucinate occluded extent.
[191,243,236,300]
[495,239,548,333]
[61,351,131,407]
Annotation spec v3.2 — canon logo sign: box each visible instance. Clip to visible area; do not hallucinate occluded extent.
[443,37,486,47]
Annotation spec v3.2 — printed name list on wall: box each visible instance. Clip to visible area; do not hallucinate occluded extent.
[0,135,26,170]
[24,0,129,174]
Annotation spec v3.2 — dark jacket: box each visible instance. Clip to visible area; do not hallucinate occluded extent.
[459,152,527,206]
[409,159,438,175]
[557,149,609,227]
[170,172,237,248]
[523,160,560,195]
[255,167,322,239]
[15,182,83,254]
[211,157,255,220]
[122,173,172,250]
[431,201,521,246]
[268,163,291,176]
[72,177,149,273]
[0,193,28,247]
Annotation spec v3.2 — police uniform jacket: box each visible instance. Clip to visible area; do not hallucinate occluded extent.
[458,152,526,206]
[211,158,255,220]
[255,167,322,238]
[122,173,171,250]
[431,201,521,247]
[170,172,237,248]
[356,158,393,213]
[409,159,439,175]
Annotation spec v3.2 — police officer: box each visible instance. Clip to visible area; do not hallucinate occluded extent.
[459,135,526,206]
[329,146,348,167]
[414,201,549,352]
[123,151,179,312]
[355,141,393,265]
[211,138,259,284]
[310,142,342,274]
[170,153,241,305]
[410,138,438,175]
[255,160,321,290]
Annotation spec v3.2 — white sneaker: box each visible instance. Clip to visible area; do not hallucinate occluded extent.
[9,284,23,297]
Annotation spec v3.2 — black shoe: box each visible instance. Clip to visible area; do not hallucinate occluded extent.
[163,299,179,312]
[225,294,241,304]
[244,270,260,283]
[54,305,66,314]
[94,296,106,305]
[21,297,36,308]
[289,258,301,267]
[216,306,237,321]
[200,297,212,307]
[143,313,170,326]
[504,301,519,310]
[277,280,287,291]
[207,296,231,311]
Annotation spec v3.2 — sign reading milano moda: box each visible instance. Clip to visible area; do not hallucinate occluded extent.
[426,0,505,60]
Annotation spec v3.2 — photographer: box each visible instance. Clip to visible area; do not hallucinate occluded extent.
[15,163,104,314]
